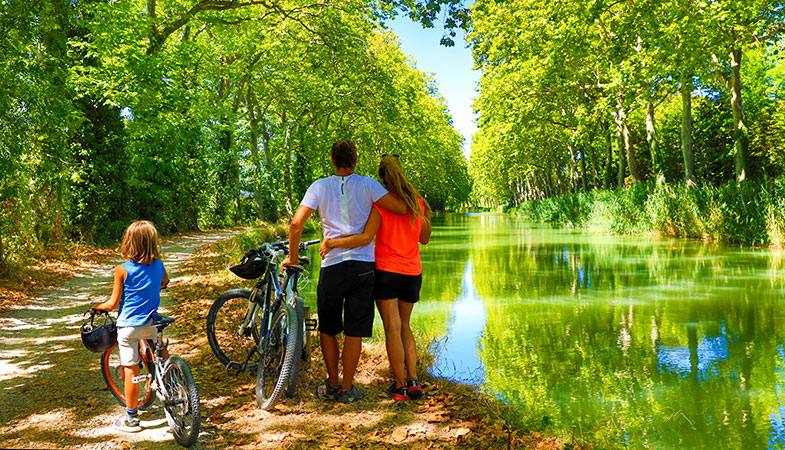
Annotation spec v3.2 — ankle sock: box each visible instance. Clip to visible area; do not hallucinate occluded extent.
[126,408,138,419]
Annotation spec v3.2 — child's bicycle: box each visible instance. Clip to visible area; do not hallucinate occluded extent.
[96,310,201,447]
[205,239,319,410]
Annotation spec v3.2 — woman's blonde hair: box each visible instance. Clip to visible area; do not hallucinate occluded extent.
[121,220,161,264]
[378,155,431,226]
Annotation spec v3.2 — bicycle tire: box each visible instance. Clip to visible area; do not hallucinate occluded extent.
[206,289,261,371]
[100,341,156,410]
[285,296,305,398]
[162,356,201,448]
[256,303,298,410]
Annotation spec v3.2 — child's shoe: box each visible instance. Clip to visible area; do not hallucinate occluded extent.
[114,414,142,432]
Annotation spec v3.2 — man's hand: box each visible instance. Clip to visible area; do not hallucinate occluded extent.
[319,239,332,258]
[280,255,299,271]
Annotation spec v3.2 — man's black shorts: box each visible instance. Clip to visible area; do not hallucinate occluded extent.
[373,269,422,303]
[316,260,375,337]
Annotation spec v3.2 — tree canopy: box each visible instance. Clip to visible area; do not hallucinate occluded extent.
[468,0,785,206]
[0,0,471,265]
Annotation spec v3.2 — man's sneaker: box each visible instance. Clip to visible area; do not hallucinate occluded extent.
[114,415,142,432]
[337,384,366,403]
[386,383,410,401]
[315,380,340,401]
[407,378,423,399]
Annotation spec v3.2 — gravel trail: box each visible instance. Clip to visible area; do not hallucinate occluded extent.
[0,231,236,449]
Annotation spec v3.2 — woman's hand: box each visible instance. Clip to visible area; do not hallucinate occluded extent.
[319,239,332,258]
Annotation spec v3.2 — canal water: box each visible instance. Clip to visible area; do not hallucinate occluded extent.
[413,212,785,450]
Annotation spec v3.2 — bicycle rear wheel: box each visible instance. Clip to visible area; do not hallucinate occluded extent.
[162,356,201,447]
[206,289,261,372]
[285,296,305,398]
[256,304,298,410]
[100,341,156,410]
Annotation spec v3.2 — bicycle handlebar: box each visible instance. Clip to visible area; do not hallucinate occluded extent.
[263,239,321,253]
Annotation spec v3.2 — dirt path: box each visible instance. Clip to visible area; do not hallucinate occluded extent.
[0,231,238,450]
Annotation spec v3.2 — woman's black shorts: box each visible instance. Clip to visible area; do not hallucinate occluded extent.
[373,269,422,303]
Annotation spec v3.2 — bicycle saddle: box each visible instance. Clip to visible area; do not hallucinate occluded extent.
[152,315,175,327]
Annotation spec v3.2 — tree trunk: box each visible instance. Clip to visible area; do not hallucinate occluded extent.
[260,127,278,222]
[568,145,578,194]
[282,116,293,214]
[603,121,613,189]
[622,117,639,183]
[580,148,588,192]
[646,101,664,184]
[730,47,748,182]
[616,121,626,187]
[589,137,599,189]
[246,91,264,220]
[681,75,695,185]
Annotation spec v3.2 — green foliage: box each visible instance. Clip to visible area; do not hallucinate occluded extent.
[467,0,785,208]
[512,181,785,246]
[0,0,470,268]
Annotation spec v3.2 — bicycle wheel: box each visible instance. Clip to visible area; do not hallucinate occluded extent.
[285,296,305,398]
[256,303,298,410]
[162,356,201,448]
[206,289,261,371]
[100,341,156,410]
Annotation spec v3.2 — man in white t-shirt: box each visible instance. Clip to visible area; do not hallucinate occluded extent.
[282,139,405,403]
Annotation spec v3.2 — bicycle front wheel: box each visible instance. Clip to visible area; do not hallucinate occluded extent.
[206,289,260,372]
[256,304,298,410]
[100,341,156,410]
[162,356,201,448]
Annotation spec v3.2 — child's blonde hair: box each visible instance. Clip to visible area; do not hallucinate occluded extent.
[378,155,431,226]
[121,220,161,264]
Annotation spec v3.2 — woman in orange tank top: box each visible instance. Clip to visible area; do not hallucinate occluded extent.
[320,155,432,400]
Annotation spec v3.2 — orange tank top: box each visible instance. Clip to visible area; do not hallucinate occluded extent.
[373,197,425,275]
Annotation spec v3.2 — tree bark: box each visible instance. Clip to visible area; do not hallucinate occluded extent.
[615,120,626,187]
[580,147,588,192]
[568,145,578,194]
[621,116,639,183]
[589,137,599,189]
[646,101,663,184]
[246,90,265,220]
[681,75,695,185]
[730,47,748,182]
[603,121,613,189]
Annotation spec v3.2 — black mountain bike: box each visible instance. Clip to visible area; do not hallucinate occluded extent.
[205,239,319,410]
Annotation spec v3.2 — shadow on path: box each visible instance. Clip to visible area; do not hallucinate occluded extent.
[0,231,237,449]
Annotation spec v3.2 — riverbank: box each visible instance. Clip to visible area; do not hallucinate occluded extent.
[507,180,785,247]
[166,226,578,449]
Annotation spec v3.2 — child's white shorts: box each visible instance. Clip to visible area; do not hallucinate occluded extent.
[118,322,157,366]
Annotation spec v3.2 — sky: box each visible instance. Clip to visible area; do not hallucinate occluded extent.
[387,17,480,159]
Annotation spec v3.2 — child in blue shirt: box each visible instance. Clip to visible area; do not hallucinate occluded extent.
[93,220,169,432]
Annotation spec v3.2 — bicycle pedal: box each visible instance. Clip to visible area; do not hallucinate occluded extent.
[225,362,242,376]
[304,318,318,331]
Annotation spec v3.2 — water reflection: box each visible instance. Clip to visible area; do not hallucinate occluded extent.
[432,260,486,384]
[417,213,785,450]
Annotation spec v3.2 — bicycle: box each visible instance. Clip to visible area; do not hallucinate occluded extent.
[205,239,319,410]
[98,310,201,447]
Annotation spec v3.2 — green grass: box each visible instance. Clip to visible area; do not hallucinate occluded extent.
[510,179,785,247]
